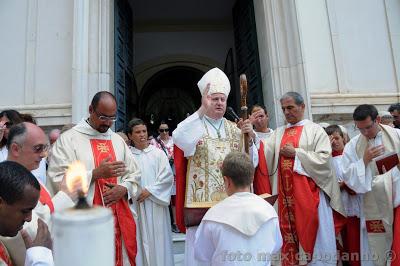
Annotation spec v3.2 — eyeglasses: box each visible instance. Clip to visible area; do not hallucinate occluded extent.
[355,120,376,132]
[94,111,117,122]
[32,144,50,154]
[159,129,169,133]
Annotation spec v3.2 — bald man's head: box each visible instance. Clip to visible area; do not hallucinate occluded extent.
[88,91,117,133]
[48,128,61,144]
[7,122,49,171]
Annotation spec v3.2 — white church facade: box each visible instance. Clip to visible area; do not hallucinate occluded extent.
[1,0,399,132]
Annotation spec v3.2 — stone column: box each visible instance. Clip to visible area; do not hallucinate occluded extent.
[72,0,113,123]
[254,0,311,128]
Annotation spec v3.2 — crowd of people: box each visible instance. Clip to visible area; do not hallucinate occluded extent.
[0,67,400,266]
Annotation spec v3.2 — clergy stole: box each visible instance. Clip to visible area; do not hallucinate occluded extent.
[183,119,240,227]
[0,241,12,266]
[39,184,54,213]
[278,126,319,266]
[90,139,137,266]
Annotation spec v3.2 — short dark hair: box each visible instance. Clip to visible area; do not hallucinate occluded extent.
[0,161,40,204]
[6,122,28,149]
[280,92,304,105]
[90,91,116,110]
[222,152,254,188]
[388,103,400,113]
[127,118,146,134]
[325,125,343,138]
[250,104,268,115]
[0,110,23,148]
[353,104,378,121]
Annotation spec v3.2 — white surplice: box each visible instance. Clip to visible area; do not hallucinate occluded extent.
[172,112,259,266]
[130,145,174,266]
[341,130,400,266]
[194,192,282,266]
[47,119,141,266]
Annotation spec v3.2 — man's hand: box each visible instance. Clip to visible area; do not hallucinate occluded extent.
[92,156,126,180]
[103,184,127,207]
[239,119,256,140]
[21,219,52,250]
[363,144,385,165]
[0,121,6,143]
[280,143,296,158]
[137,189,151,203]
[197,84,211,118]
[249,109,264,125]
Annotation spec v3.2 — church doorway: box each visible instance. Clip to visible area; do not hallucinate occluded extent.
[138,66,203,135]
[114,0,264,132]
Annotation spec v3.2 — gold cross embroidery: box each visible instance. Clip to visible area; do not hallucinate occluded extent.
[287,129,297,137]
[282,160,293,170]
[97,143,110,153]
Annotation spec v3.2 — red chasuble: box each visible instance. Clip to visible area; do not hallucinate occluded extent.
[278,126,320,265]
[174,141,272,233]
[90,139,137,266]
[0,242,12,266]
[39,184,54,213]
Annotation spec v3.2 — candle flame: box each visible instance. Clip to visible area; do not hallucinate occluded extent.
[65,161,88,194]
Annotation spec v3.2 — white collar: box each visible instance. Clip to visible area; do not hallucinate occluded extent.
[287,119,309,128]
[130,145,154,154]
[73,118,112,137]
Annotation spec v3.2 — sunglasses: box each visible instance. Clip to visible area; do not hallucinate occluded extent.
[159,129,169,133]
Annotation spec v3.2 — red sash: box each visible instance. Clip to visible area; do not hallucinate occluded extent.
[39,184,54,213]
[90,139,136,266]
[0,241,12,266]
[278,126,320,265]
[253,141,272,195]
[391,206,400,266]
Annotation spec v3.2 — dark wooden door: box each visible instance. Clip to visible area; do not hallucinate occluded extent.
[114,0,136,132]
[232,0,263,109]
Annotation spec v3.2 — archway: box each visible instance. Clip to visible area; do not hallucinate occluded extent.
[139,66,204,135]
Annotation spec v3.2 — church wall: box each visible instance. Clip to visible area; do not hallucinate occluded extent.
[0,0,74,126]
[295,0,400,118]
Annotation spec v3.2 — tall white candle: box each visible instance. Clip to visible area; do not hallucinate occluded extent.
[52,207,114,266]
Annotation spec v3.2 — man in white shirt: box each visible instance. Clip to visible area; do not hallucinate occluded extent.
[341,104,400,265]
[127,118,174,266]
[194,151,282,266]
[0,161,53,266]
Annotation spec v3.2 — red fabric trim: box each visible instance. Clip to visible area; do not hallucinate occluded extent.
[173,145,187,233]
[278,126,320,265]
[342,217,361,266]
[253,141,272,195]
[333,210,347,236]
[366,220,386,233]
[0,242,12,266]
[332,150,343,157]
[39,184,54,213]
[90,139,137,266]
[391,207,400,266]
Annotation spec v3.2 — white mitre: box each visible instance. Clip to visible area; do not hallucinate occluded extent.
[197,67,231,97]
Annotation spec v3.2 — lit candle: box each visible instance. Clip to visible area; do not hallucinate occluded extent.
[52,161,115,266]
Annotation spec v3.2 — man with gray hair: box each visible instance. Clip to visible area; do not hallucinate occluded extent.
[262,91,345,265]
[2,122,75,266]
[194,151,282,266]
